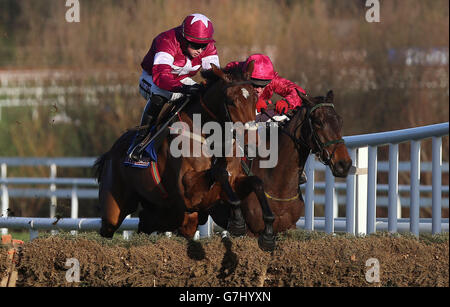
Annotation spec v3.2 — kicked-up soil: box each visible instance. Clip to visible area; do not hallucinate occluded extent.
[2,231,448,287]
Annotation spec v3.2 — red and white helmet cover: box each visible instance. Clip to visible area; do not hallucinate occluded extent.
[182,13,215,44]
[244,54,275,81]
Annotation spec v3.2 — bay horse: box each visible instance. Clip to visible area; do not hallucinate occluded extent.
[208,89,352,246]
[94,63,269,240]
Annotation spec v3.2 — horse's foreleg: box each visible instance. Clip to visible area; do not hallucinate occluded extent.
[248,176,276,251]
[208,161,246,236]
[209,166,240,206]
[235,175,275,251]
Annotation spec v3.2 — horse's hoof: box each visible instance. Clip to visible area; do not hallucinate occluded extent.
[227,221,246,236]
[258,234,276,252]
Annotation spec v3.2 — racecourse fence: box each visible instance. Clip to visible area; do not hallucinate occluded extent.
[0,122,448,240]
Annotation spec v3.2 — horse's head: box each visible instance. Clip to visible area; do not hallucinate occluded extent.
[288,89,352,177]
[202,63,257,125]
[201,63,258,152]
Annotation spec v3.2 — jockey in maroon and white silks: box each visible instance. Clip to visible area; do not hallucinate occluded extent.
[129,13,220,162]
[139,13,220,101]
[225,54,306,117]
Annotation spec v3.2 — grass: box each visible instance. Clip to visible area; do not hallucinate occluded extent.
[4,229,448,247]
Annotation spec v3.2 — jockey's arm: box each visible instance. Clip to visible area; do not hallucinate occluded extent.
[200,44,220,70]
[152,61,186,92]
[271,75,306,109]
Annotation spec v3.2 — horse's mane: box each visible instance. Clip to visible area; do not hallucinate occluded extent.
[200,65,245,89]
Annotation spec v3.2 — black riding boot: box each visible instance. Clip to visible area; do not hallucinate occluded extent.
[129,95,166,161]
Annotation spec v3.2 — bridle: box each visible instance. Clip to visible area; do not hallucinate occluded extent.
[280,102,345,166]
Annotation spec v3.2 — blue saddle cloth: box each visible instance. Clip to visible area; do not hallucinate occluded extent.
[124,128,158,168]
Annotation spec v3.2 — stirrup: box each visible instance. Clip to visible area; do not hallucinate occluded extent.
[128,134,147,161]
[128,145,143,162]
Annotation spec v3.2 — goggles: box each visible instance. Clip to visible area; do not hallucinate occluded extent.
[187,41,208,51]
[251,78,271,88]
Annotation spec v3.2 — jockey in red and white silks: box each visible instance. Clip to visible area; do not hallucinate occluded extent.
[225,54,306,118]
[129,13,220,162]
[139,13,220,101]
[226,54,309,184]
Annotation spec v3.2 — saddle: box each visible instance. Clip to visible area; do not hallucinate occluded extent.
[124,96,192,168]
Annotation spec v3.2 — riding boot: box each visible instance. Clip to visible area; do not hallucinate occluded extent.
[129,95,166,161]
[299,170,307,185]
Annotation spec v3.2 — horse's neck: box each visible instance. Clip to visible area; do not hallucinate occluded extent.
[260,129,301,184]
[181,93,221,128]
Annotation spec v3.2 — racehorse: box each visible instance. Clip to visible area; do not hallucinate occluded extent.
[94,63,270,241]
[208,89,352,245]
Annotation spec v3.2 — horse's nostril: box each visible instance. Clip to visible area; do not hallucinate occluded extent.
[334,159,352,176]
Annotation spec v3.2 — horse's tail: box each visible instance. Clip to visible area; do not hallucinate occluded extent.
[93,153,108,184]
[93,130,135,184]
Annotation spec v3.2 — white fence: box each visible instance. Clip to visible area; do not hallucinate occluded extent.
[0,122,449,239]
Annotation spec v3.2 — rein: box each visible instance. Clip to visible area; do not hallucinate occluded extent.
[199,96,218,121]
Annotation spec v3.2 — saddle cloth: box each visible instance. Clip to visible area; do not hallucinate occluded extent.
[124,128,158,168]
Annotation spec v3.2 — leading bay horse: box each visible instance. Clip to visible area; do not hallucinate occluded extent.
[94,63,267,240]
[209,89,352,246]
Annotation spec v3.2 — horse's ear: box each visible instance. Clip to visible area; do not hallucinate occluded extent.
[211,63,231,83]
[243,60,255,80]
[296,88,313,106]
[326,90,334,103]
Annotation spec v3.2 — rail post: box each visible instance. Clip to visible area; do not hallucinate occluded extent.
[367,146,377,234]
[346,148,357,234]
[325,166,335,234]
[356,147,368,235]
[198,215,213,238]
[70,186,79,235]
[410,140,421,237]
[49,163,58,235]
[1,163,8,235]
[388,144,399,233]
[49,164,57,218]
[432,136,442,234]
[123,214,132,239]
[304,155,315,231]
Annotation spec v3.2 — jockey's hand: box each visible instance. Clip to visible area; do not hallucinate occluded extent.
[256,98,269,113]
[275,100,289,114]
[180,84,202,95]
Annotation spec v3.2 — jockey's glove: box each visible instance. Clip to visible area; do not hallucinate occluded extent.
[180,84,203,95]
[275,99,289,115]
[256,98,270,113]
